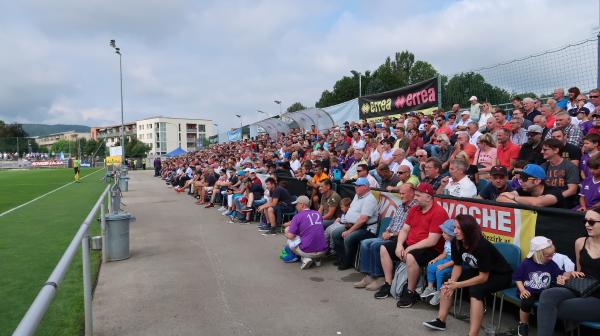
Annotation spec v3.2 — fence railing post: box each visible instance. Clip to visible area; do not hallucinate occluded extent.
[101,201,107,264]
[81,234,92,336]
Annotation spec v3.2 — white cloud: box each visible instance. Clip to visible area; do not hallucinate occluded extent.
[0,0,597,130]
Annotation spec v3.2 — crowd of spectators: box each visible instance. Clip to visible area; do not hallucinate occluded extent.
[156,87,600,336]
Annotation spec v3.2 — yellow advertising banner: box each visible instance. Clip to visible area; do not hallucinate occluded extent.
[105,156,122,164]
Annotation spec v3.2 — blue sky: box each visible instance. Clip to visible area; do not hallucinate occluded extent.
[0,0,597,130]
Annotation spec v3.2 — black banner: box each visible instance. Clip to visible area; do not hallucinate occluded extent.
[359,77,438,120]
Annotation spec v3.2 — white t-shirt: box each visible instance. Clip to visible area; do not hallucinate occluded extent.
[290,159,301,172]
[352,139,366,150]
[345,192,379,234]
[381,150,393,162]
[389,159,414,174]
[444,175,477,198]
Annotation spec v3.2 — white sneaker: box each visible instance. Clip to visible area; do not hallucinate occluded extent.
[217,206,226,211]
[420,287,436,298]
[221,209,230,215]
[429,291,441,305]
[314,259,322,267]
[300,257,314,270]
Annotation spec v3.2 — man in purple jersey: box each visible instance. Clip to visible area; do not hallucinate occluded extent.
[284,195,328,270]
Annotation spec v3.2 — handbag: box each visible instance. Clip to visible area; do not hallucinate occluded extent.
[564,276,600,297]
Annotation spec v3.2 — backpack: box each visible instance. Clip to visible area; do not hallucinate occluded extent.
[390,262,408,299]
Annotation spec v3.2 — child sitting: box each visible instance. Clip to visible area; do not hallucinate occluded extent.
[323,197,352,255]
[512,236,564,336]
[420,219,455,305]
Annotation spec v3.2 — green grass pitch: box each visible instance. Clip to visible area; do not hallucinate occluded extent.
[0,167,107,335]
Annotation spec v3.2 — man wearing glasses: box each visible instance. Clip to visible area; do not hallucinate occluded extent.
[497,164,566,208]
[588,89,600,114]
[518,125,545,165]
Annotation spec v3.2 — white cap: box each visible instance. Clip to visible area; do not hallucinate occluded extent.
[461,110,470,115]
[469,96,478,102]
[527,236,552,258]
[291,195,311,206]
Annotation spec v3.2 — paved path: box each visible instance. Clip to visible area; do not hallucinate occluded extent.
[92,170,514,336]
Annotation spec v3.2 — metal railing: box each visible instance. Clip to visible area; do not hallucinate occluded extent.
[11,181,114,336]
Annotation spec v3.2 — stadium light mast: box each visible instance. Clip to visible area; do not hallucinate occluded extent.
[274,100,282,117]
[351,70,362,97]
[235,114,242,129]
[109,39,125,165]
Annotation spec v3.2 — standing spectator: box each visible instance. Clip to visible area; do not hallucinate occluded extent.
[518,125,545,165]
[468,96,481,122]
[536,208,600,336]
[438,159,477,198]
[331,177,379,270]
[354,184,416,291]
[153,157,162,176]
[540,139,580,208]
[423,214,513,335]
[497,128,521,170]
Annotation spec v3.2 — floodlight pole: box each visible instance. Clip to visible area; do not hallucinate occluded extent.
[110,40,125,166]
[351,70,362,97]
[274,100,282,117]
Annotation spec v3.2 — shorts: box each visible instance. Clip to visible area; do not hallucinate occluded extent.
[74,167,79,174]
[458,268,512,301]
[383,241,439,266]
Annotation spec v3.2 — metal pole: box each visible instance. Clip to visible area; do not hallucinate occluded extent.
[119,52,125,165]
[437,75,442,109]
[16,137,19,157]
[81,234,92,336]
[101,202,107,263]
[597,31,600,89]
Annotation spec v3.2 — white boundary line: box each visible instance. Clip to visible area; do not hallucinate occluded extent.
[0,168,104,218]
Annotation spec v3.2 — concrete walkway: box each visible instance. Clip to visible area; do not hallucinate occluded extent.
[92,170,515,336]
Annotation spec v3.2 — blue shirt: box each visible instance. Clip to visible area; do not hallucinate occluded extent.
[513,258,563,294]
[556,98,568,110]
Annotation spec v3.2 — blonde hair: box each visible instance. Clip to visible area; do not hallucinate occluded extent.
[532,244,555,264]
[340,197,352,208]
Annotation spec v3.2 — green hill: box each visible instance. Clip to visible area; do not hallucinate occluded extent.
[22,124,91,137]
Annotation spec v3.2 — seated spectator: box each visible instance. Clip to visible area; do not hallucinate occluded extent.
[536,208,600,336]
[354,163,379,188]
[544,111,584,147]
[467,121,482,146]
[374,164,400,189]
[540,139,580,208]
[512,236,564,336]
[324,197,351,255]
[454,111,471,132]
[331,178,379,270]
[354,184,416,291]
[508,117,528,146]
[386,165,419,192]
[473,133,497,180]
[497,164,567,208]
[511,109,533,129]
[393,126,409,151]
[551,128,581,167]
[318,179,341,228]
[523,97,542,122]
[413,149,428,177]
[438,159,477,198]
[257,177,294,235]
[578,156,600,211]
[433,134,452,171]
[517,125,545,165]
[476,165,513,200]
[196,168,218,206]
[283,195,328,270]
[406,128,424,157]
[449,131,477,165]
[580,133,600,179]
[308,161,329,207]
[423,214,512,335]
[421,157,445,191]
[389,148,414,174]
[375,183,448,308]
[420,219,455,306]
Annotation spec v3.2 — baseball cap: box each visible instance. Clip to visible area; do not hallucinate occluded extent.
[416,182,434,196]
[236,170,245,176]
[292,195,311,206]
[490,165,508,177]
[526,125,543,134]
[527,236,553,258]
[461,110,470,116]
[436,134,450,143]
[469,96,478,102]
[353,177,370,186]
[439,219,456,237]
[522,164,545,179]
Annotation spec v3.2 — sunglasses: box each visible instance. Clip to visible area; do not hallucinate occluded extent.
[356,169,364,173]
[518,174,536,182]
[417,154,427,157]
[590,95,600,98]
[526,132,540,137]
[582,219,600,226]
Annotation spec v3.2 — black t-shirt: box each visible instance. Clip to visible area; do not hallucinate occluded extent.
[271,186,292,206]
[451,237,512,275]
[562,143,582,162]
[525,109,541,122]
[518,142,545,165]
[205,173,217,187]
[516,185,567,208]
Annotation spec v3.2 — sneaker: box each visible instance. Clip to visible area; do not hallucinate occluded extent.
[397,290,419,308]
[353,275,375,288]
[283,256,299,263]
[429,291,441,306]
[422,318,446,331]
[217,206,226,211]
[374,283,391,299]
[240,206,253,212]
[223,210,233,216]
[204,203,214,208]
[257,224,270,232]
[420,287,436,299]
[261,227,277,235]
[300,257,314,270]
[314,259,322,267]
[517,322,529,336]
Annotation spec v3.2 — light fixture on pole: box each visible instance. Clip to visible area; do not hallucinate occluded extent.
[257,110,269,117]
[274,100,282,117]
[235,114,242,129]
[351,70,362,98]
[109,39,126,166]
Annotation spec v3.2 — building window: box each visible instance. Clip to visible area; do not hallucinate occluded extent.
[149,124,152,129]
[178,124,181,132]
[156,142,160,148]
[178,134,181,141]
[198,124,206,132]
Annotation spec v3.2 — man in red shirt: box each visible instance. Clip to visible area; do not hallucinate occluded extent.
[496,128,521,170]
[374,183,448,308]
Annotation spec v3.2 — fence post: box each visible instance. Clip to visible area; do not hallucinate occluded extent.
[81,233,92,336]
[597,32,600,89]
[437,75,442,109]
[101,201,107,264]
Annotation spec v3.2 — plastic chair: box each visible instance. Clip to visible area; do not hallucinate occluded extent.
[489,242,522,332]
[575,321,600,336]
[376,217,392,238]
